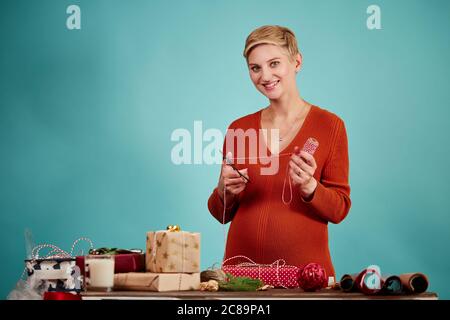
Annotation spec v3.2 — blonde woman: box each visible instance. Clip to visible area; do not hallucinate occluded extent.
[208,25,351,281]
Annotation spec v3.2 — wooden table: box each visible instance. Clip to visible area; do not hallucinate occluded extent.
[81,288,438,300]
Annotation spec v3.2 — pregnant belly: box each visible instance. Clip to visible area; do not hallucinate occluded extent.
[225,203,330,265]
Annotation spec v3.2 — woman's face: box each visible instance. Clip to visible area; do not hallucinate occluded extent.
[247,44,301,100]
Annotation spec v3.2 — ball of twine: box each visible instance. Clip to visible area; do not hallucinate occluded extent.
[201,269,227,283]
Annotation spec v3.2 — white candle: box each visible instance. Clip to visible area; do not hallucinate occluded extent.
[86,256,115,289]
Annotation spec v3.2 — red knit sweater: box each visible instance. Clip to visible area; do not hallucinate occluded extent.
[207,105,351,279]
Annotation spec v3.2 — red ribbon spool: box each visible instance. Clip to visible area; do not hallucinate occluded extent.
[43,292,82,300]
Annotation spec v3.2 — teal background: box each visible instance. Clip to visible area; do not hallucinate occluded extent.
[1,0,449,299]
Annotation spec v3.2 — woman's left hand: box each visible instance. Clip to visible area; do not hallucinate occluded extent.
[289,146,318,200]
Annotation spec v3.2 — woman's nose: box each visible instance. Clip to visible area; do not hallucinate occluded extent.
[261,67,273,82]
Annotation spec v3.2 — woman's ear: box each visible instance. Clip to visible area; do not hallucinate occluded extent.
[295,53,302,73]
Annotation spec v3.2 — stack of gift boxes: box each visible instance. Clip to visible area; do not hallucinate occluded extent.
[23,229,201,296]
[113,229,201,292]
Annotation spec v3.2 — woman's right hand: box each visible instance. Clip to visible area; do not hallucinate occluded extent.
[217,153,249,202]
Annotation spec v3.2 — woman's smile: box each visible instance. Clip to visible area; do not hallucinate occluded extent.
[262,80,280,91]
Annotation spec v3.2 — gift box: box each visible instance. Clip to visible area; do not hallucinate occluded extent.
[25,258,82,293]
[221,257,301,288]
[114,272,200,292]
[22,237,93,294]
[76,253,145,274]
[146,230,200,273]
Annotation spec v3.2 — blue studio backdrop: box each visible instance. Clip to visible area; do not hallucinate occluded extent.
[1,0,449,299]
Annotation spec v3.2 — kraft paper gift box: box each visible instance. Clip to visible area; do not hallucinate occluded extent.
[114,272,200,292]
[146,230,200,273]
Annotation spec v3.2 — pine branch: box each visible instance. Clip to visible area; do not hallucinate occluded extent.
[218,273,264,291]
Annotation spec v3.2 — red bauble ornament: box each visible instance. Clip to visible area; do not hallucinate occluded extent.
[298,263,327,292]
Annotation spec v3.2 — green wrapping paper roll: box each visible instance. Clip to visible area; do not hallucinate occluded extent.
[380,275,403,294]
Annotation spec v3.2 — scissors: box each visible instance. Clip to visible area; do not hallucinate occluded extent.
[221,151,250,183]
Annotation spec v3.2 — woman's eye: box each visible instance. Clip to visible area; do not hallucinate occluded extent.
[270,61,280,67]
[251,66,260,72]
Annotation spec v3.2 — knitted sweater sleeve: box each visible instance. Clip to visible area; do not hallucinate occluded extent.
[301,118,352,224]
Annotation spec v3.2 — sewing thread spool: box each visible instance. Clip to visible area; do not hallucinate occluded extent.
[282,137,319,204]
[302,137,319,155]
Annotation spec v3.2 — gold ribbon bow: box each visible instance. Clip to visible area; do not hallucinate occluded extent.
[166,225,181,232]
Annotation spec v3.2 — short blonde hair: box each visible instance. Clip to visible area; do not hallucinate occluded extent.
[243,25,300,62]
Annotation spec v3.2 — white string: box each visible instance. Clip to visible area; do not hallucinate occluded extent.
[31,238,94,260]
[69,237,94,257]
[222,182,227,261]
[282,163,293,205]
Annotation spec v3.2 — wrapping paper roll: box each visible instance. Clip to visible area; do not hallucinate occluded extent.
[399,273,429,294]
[380,275,403,294]
[339,273,359,292]
[340,266,384,295]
